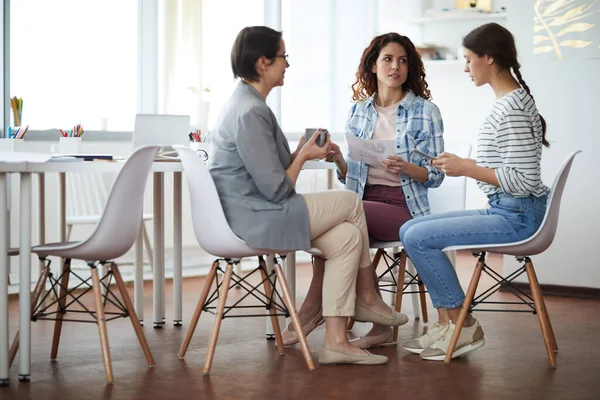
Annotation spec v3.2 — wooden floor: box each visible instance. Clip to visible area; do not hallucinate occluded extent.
[2,252,600,400]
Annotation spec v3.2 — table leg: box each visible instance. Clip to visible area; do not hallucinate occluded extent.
[0,173,9,386]
[152,173,165,328]
[19,173,32,381]
[173,172,182,326]
[134,225,144,324]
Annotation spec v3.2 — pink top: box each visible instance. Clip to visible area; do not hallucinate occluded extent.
[367,100,401,186]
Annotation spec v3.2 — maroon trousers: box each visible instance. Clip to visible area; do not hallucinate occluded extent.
[362,184,413,242]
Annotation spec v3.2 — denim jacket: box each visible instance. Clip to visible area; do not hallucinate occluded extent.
[339,91,445,218]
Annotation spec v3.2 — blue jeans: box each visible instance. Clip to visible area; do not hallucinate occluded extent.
[399,193,547,309]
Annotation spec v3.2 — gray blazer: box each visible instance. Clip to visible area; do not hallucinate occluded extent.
[208,82,311,251]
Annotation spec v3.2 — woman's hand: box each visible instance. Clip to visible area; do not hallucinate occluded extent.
[432,152,468,177]
[325,141,344,163]
[291,134,307,161]
[380,155,409,174]
[298,128,331,161]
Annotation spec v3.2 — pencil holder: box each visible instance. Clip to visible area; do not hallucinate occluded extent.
[0,138,27,152]
[59,137,82,154]
[189,142,210,162]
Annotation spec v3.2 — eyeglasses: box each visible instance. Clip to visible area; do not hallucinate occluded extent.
[274,53,289,65]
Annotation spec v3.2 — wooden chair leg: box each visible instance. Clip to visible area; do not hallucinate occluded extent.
[110,263,155,367]
[91,266,113,383]
[538,292,558,352]
[274,263,315,371]
[179,260,219,359]
[203,262,234,375]
[9,265,49,367]
[258,258,285,355]
[444,253,485,364]
[417,275,429,323]
[347,318,355,331]
[50,259,72,360]
[142,223,154,269]
[525,260,558,367]
[392,250,407,342]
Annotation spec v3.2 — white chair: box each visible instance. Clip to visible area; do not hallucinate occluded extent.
[367,143,472,342]
[8,145,160,383]
[66,170,154,268]
[173,145,319,374]
[443,151,580,367]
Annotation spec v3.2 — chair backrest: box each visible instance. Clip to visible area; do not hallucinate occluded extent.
[428,142,472,214]
[496,151,581,256]
[71,146,160,260]
[66,171,111,220]
[174,145,264,258]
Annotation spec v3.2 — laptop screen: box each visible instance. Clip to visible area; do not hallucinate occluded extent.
[132,114,190,150]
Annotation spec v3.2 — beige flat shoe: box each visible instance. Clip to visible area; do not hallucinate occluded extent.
[354,305,409,326]
[280,310,325,346]
[350,328,396,349]
[318,347,388,365]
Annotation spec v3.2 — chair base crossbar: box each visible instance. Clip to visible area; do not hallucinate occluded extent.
[444,252,558,367]
[178,255,315,374]
[31,261,129,324]
[200,260,291,319]
[378,249,429,333]
[469,254,536,313]
[8,258,155,383]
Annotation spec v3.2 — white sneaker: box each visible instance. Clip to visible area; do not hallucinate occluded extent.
[402,321,449,354]
[420,319,485,361]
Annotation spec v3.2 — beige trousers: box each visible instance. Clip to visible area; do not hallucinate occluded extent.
[302,190,372,317]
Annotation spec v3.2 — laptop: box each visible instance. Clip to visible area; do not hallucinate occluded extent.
[132,114,191,157]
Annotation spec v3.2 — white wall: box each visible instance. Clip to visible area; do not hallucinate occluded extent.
[397,0,600,289]
[502,1,600,288]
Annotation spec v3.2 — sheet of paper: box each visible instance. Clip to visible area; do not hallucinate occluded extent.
[345,134,396,167]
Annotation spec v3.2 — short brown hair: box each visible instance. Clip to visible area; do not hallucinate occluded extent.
[231,26,282,83]
[351,33,431,102]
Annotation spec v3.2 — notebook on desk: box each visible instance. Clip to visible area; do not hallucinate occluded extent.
[132,114,190,160]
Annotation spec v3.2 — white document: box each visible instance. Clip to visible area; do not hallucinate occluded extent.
[345,134,396,167]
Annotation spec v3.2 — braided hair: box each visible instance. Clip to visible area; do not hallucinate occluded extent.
[462,23,549,147]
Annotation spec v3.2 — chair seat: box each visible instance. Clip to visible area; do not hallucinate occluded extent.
[370,240,403,250]
[32,241,84,258]
[67,213,153,225]
[443,240,537,258]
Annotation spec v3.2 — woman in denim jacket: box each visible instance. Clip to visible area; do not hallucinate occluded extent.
[399,23,550,361]
[289,33,445,350]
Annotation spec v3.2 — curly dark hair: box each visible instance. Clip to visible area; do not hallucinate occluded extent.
[351,33,430,102]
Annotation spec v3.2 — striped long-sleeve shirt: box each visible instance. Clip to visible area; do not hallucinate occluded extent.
[476,88,549,198]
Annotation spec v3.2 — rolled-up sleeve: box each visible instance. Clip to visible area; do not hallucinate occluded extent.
[337,103,359,185]
[236,108,294,204]
[419,104,445,188]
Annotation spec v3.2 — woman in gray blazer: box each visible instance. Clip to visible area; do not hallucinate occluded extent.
[209,26,408,366]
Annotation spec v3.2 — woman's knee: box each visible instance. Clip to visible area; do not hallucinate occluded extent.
[339,189,361,208]
[400,218,418,242]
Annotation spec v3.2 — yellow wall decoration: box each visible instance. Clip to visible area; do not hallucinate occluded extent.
[534,0,600,60]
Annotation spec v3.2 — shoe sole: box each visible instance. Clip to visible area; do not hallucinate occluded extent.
[420,338,486,361]
[402,345,425,354]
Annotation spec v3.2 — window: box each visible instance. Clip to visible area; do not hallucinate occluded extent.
[201,0,264,130]
[10,0,138,131]
[280,0,377,135]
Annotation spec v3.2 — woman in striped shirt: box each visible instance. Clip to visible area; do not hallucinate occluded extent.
[399,23,550,361]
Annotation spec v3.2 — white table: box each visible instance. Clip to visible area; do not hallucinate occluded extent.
[0,157,185,383]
